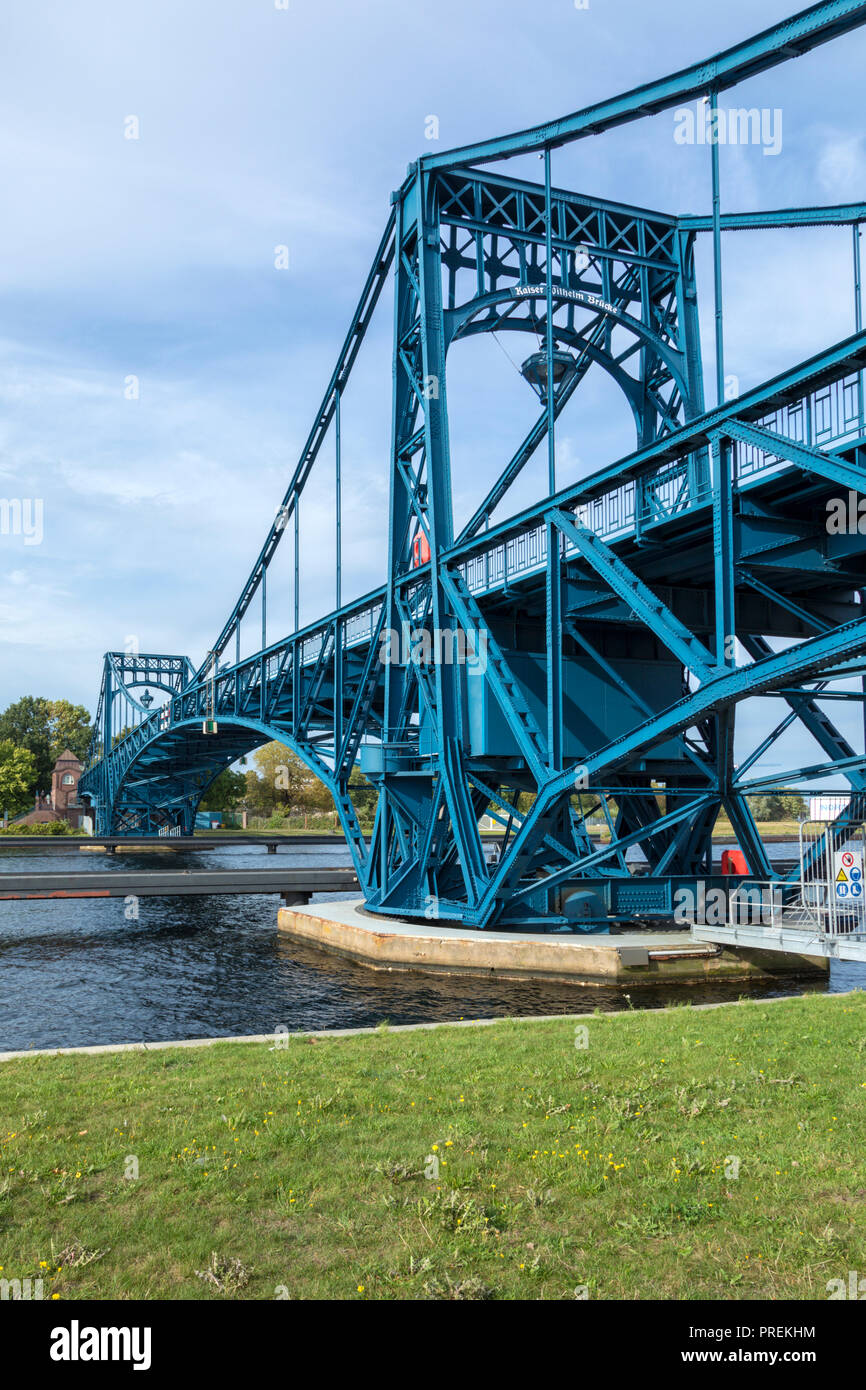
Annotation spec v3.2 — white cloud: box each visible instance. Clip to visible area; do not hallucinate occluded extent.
[816,134,866,198]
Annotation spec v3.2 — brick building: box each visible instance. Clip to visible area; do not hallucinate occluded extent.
[17,749,88,829]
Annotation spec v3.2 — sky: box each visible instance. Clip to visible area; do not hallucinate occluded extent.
[1,0,865,782]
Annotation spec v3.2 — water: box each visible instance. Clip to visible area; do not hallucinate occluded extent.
[0,842,863,1052]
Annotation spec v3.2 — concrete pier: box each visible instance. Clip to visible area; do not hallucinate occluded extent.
[277,899,828,987]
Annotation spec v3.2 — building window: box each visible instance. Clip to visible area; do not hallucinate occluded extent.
[62,774,75,786]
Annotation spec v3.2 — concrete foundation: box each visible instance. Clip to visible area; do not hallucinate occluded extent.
[277,899,829,987]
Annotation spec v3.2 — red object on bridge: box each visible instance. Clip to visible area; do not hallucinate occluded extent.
[721,849,750,875]
[412,533,431,567]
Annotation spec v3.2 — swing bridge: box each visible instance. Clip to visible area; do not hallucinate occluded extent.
[78,1,866,957]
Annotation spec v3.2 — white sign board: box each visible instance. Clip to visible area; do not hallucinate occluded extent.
[810,795,850,822]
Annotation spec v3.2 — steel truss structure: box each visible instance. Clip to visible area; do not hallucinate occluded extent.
[81,0,866,927]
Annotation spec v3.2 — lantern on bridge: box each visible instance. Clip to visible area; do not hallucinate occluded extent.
[519,349,578,404]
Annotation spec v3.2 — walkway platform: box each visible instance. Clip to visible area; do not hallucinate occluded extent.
[277,900,828,986]
[692,922,866,962]
[0,834,354,853]
[0,867,358,901]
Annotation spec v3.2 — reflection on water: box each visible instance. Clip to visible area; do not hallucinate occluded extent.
[0,843,862,1052]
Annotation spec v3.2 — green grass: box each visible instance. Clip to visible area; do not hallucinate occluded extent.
[2,993,865,1300]
[204,820,804,842]
[195,826,346,837]
[586,819,805,843]
[711,818,805,842]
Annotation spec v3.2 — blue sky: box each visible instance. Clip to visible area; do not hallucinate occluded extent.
[1,0,864,781]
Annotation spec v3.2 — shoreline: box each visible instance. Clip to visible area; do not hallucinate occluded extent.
[2,986,860,1063]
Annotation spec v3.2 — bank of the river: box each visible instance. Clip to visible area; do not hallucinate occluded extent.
[1,992,863,1300]
[197,826,347,838]
[199,820,808,843]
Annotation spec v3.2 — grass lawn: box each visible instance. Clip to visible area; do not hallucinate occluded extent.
[585,819,805,843]
[710,819,805,842]
[201,820,805,843]
[1,993,864,1300]
[194,826,346,837]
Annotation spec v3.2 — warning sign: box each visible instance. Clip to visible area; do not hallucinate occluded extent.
[834,850,863,900]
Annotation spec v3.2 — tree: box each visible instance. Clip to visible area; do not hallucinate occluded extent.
[0,740,37,816]
[749,790,806,822]
[247,741,351,822]
[46,699,92,763]
[349,764,377,823]
[0,696,92,795]
[0,697,52,792]
[199,768,246,812]
[779,791,807,819]
[242,767,274,814]
[254,745,318,811]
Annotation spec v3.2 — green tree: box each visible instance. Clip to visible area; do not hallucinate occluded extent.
[0,697,52,792]
[749,791,806,822]
[0,740,37,816]
[199,768,246,812]
[242,767,273,814]
[254,743,312,809]
[779,791,807,819]
[46,699,92,763]
[349,764,376,824]
[240,743,377,826]
[0,696,92,795]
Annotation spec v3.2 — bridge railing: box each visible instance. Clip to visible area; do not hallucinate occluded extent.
[736,369,863,479]
[460,361,865,599]
[459,448,712,595]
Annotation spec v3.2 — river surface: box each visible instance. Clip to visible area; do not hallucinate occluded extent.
[0,842,863,1052]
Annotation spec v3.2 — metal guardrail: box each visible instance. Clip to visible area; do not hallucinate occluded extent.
[462,370,865,598]
[691,820,866,962]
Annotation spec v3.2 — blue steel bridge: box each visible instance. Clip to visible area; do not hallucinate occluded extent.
[80,1,866,929]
